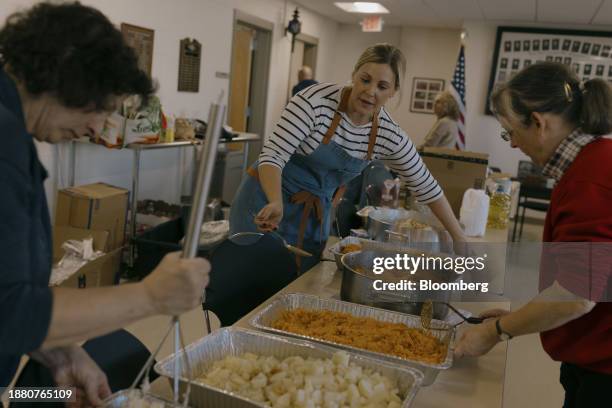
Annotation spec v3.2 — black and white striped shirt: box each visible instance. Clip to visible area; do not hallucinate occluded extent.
[259,83,443,204]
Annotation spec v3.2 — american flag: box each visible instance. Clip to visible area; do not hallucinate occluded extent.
[450,45,466,150]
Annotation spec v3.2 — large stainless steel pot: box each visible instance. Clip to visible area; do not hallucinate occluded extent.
[340,248,459,319]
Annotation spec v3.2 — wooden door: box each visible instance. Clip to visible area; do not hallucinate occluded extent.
[229,26,255,132]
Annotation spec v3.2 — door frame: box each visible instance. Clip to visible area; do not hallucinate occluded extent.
[230,10,273,166]
[296,32,319,75]
[287,33,319,100]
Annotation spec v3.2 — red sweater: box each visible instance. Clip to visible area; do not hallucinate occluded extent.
[540,137,612,374]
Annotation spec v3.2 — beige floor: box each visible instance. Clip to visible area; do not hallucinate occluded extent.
[503,216,565,408]
[124,217,566,408]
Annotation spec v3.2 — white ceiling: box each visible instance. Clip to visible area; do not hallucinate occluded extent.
[291,0,612,28]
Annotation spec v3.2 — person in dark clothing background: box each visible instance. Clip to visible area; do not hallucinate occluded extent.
[291,65,318,96]
[0,3,210,405]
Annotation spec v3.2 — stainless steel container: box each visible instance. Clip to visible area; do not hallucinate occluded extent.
[328,236,374,269]
[155,327,424,407]
[250,293,453,386]
[340,248,459,320]
[386,210,453,254]
[367,208,409,241]
[104,389,185,407]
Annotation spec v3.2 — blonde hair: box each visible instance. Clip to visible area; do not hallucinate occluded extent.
[353,43,406,91]
[435,91,460,120]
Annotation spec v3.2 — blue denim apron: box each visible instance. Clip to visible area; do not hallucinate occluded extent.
[230,87,379,273]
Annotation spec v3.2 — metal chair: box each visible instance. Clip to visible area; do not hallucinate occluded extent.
[511,160,552,242]
[511,182,552,242]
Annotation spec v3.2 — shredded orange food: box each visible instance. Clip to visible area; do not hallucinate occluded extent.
[272,308,446,364]
[340,243,362,254]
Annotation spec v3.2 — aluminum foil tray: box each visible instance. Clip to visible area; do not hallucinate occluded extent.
[104,389,185,407]
[155,327,423,408]
[250,293,454,386]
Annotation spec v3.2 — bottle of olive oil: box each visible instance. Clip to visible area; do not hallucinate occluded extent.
[487,179,512,229]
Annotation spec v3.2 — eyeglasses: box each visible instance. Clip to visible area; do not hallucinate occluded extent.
[500,129,512,142]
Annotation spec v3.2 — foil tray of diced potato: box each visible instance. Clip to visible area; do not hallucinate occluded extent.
[154,327,423,408]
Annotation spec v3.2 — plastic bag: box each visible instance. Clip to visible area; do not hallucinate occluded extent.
[49,238,104,286]
[460,188,490,237]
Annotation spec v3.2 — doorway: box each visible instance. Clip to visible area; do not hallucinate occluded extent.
[287,33,319,100]
[228,11,272,167]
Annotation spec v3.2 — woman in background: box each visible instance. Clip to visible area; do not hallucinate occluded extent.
[419,91,460,149]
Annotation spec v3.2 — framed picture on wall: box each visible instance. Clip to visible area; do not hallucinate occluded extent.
[410,77,445,114]
[121,23,155,77]
[486,26,612,114]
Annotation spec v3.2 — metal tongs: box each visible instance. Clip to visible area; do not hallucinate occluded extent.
[115,319,193,407]
[171,96,226,403]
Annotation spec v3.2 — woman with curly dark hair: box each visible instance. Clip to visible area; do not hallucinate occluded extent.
[0,2,210,403]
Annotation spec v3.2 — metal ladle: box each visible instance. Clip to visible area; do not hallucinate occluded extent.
[229,230,313,258]
[370,291,485,329]
[420,299,485,330]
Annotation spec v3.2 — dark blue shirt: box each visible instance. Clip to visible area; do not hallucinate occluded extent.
[291,79,318,97]
[0,67,53,386]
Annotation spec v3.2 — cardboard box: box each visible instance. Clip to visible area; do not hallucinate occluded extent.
[421,148,489,217]
[55,183,128,250]
[52,226,122,288]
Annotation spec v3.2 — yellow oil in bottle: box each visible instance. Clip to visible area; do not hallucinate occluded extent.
[487,188,511,229]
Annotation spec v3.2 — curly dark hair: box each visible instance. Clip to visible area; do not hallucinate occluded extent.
[0,2,155,111]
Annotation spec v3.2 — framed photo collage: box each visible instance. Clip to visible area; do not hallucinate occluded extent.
[486,26,612,114]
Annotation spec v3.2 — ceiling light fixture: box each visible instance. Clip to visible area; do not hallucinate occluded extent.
[334,2,390,14]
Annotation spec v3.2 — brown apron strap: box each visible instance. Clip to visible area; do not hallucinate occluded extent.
[332,185,347,207]
[323,87,352,145]
[366,109,380,160]
[247,166,259,179]
[290,191,323,269]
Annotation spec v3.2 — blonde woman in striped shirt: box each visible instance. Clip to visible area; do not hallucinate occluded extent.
[230,43,466,272]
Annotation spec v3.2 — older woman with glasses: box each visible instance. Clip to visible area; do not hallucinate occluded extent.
[455,62,612,407]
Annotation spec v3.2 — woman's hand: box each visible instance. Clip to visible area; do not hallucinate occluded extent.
[454,320,501,358]
[452,233,474,256]
[479,308,511,320]
[141,252,210,315]
[255,201,283,232]
[32,346,111,407]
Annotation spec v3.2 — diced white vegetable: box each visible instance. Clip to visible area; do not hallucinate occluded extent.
[197,351,402,407]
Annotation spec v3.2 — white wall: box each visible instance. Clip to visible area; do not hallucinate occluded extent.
[462,20,530,174]
[328,24,461,146]
[329,24,402,84]
[0,0,339,216]
[391,27,461,143]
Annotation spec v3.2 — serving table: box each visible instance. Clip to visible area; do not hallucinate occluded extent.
[146,224,511,407]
